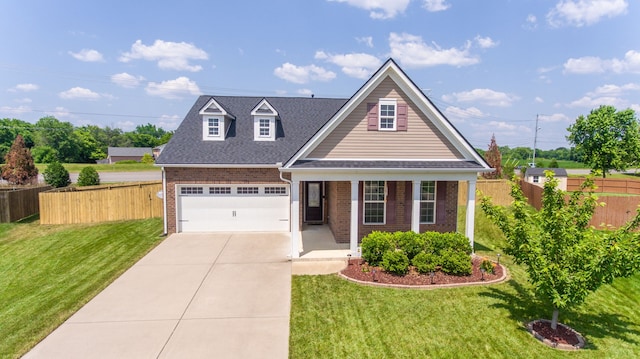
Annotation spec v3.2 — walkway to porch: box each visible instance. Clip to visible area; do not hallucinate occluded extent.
[298,224,350,260]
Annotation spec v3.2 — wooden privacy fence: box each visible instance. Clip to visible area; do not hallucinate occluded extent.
[520,179,640,229]
[458,179,512,206]
[0,185,52,222]
[39,181,163,225]
[567,177,640,194]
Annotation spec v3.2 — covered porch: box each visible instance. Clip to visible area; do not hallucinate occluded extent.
[287,169,480,259]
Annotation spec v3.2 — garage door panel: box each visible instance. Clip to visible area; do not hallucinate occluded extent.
[177,185,289,233]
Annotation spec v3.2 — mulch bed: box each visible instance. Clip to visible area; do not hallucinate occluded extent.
[528,319,586,350]
[340,256,504,286]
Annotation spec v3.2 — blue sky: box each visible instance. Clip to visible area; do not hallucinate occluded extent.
[1,0,638,150]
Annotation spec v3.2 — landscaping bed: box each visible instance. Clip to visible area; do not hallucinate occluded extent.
[341,256,504,286]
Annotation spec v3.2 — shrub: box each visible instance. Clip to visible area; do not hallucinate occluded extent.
[43,162,70,188]
[394,231,423,260]
[361,231,394,266]
[381,250,409,275]
[481,258,496,274]
[440,249,472,276]
[140,153,155,164]
[412,252,438,274]
[440,232,473,255]
[77,166,100,186]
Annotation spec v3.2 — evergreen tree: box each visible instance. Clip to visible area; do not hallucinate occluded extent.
[77,166,100,186]
[1,135,38,185]
[43,162,71,188]
[482,134,502,179]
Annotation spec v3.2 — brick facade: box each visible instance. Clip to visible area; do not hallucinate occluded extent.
[164,167,288,233]
[326,180,458,243]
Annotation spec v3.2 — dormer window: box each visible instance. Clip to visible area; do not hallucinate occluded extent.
[251,99,278,141]
[200,98,231,141]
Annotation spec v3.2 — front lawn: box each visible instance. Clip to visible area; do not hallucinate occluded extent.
[0,217,164,358]
[289,208,640,358]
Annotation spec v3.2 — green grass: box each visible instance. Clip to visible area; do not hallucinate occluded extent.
[515,158,587,169]
[0,218,164,358]
[289,208,640,358]
[35,162,160,173]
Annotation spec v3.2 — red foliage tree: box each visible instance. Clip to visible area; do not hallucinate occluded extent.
[482,134,502,179]
[1,135,39,185]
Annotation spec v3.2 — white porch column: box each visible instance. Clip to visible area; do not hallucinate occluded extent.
[466,179,477,253]
[411,180,421,233]
[290,180,300,258]
[350,180,359,256]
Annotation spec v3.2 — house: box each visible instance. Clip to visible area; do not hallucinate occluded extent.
[524,167,568,190]
[152,144,166,160]
[106,147,152,164]
[156,59,492,258]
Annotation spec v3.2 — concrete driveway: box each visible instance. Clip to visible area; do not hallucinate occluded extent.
[24,233,291,359]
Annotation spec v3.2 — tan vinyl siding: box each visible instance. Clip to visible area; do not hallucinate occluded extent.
[308,77,463,160]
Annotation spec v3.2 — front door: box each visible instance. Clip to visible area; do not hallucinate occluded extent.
[304,181,323,223]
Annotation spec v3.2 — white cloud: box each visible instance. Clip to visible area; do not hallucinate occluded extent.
[49,107,70,118]
[423,0,450,12]
[117,121,136,131]
[0,105,31,115]
[145,77,202,99]
[475,35,499,49]
[443,105,486,123]
[156,114,181,130]
[328,0,411,19]
[356,36,374,48]
[524,14,538,29]
[567,95,626,108]
[547,0,628,27]
[15,98,32,104]
[111,72,145,88]
[315,51,382,79]
[535,97,544,103]
[273,63,336,84]
[297,89,314,96]
[591,83,640,96]
[388,32,480,68]
[631,104,640,113]
[119,40,208,72]
[486,121,517,131]
[565,82,640,108]
[69,48,104,62]
[564,50,640,74]
[9,83,39,92]
[442,88,519,107]
[539,113,571,122]
[59,87,101,100]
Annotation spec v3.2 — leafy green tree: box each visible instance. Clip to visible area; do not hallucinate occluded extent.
[0,118,35,162]
[548,159,559,168]
[567,105,640,177]
[34,116,77,162]
[481,172,640,330]
[1,135,38,185]
[126,133,158,148]
[31,145,59,164]
[43,162,71,188]
[140,153,155,164]
[77,166,100,186]
[482,134,502,179]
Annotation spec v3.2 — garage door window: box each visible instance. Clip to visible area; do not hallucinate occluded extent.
[181,187,203,195]
[237,187,259,194]
[209,187,231,194]
[264,186,287,195]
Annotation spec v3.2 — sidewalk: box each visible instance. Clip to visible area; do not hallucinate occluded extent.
[23,233,291,359]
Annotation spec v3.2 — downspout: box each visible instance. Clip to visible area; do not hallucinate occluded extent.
[162,167,168,235]
[278,163,293,233]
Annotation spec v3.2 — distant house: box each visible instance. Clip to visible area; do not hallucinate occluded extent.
[524,168,568,190]
[106,147,152,164]
[153,144,166,160]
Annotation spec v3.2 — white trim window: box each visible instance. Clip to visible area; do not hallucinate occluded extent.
[208,118,220,136]
[532,176,539,183]
[420,181,436,224]
[379,99,397,131]
[363,181,385,224]
[259,119,270,137]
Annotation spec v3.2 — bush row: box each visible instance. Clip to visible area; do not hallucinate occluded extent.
[361,231,472,276]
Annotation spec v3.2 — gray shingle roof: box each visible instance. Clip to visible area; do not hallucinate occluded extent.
[525,167,568,177]
[156,96,348,165]
[291,160,485,169]
[108,147,152,157]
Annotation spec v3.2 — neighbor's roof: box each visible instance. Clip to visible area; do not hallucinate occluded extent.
[525,167,568,177]
[156,96,348,165]
[108,147,152,157]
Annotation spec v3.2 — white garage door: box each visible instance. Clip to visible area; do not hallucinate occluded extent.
[177,184,290,232]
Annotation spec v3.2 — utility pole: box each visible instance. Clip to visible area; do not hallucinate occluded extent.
[532,114,540,167]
